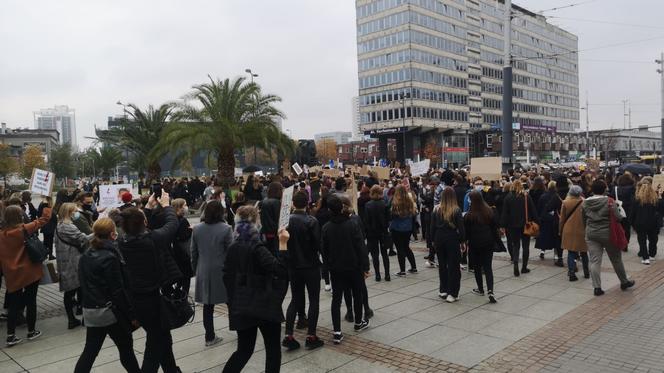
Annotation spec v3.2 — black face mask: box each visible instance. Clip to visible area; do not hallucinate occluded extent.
[83,203,93,210]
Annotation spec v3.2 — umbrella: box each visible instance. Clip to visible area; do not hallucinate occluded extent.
[618,163,653,176]
[242,165,261,173]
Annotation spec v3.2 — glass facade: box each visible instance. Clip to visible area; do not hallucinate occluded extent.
[357,0,580,134]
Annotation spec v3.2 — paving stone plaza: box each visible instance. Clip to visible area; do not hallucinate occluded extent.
[1,229,661,372]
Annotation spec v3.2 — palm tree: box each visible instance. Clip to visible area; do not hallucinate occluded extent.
[96,103,175,182]
[86,147,123,178]
[157,76,295,187]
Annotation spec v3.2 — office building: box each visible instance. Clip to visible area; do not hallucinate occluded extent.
[0,123,60,158]
[314,131,353,145]
[356,0,580,162]
[351,96,363,140]
[34,105,77,148]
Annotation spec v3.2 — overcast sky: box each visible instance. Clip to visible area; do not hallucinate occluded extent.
[1,0,663,149]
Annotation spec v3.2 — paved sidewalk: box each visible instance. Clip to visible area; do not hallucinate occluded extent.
[0,238,661,372]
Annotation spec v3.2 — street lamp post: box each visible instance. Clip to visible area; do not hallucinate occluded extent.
[580,93,590,157]
[399,93,407,164]
[656,54,664,173]
[245,68,259,83]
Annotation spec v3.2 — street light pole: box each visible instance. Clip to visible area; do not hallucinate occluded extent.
[245,68,259,83]
[657,53,664,173]
[400,93,407,164]
[245,68,259,165]
[580,92,590,157]
[501,0,514,171]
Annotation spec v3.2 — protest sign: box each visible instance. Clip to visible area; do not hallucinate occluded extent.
[470,157,502,181]
[653,175,664,194]
[360,165,370,177]
[409,159,430,177]
[586,159,600,171]
[234,168,243,177]
[98,184,133,208]
[350,173,358,213]
[29,168,55,197]
[292,162,303,175]
[323,168,340,178]
[278,186,294,230]
[374,166,390,181]
[255,170,264,177]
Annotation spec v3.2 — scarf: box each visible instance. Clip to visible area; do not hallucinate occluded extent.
[234,220,260,243]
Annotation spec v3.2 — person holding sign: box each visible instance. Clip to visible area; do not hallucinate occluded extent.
[0,205,52,346]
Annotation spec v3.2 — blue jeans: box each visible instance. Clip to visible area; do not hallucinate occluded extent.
[567,251,589,274]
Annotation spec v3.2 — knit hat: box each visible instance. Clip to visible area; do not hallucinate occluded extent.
[121,192,133,203]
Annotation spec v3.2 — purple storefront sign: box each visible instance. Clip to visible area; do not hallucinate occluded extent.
[521,124,556,134]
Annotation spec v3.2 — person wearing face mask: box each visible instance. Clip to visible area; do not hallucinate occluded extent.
[73,192,96,234]
[75,218,141,373]
[55,203,91,330]
[463,177,485,213]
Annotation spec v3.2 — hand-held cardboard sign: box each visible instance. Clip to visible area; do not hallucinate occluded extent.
[29,168,55,197]
[278,186,295,231]
[470,157,502,181]
[292,163,303,176]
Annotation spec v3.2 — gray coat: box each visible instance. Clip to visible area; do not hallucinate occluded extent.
[582,195,622,250]
[191,222,233,305]
[55,222,90,292]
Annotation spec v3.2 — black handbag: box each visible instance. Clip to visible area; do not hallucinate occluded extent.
[160,292,195,330]
[23,228,47,263]
[229,245,287,324]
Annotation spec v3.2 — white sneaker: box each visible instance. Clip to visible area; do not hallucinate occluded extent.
[438,292,448,299]
[460,264,467,270]
[642,259,651,265]
[324,284,332,292]
[425,260,436,268]
[446,295,457,303]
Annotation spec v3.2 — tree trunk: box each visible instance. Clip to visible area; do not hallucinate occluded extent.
[217,145,236,188]
[147,161,161,184]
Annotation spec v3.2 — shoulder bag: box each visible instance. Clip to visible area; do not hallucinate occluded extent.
[523,195,540,237]
[23,227,48,263]
[229,244,287,324]
[560,200,583,232]
[608,198,628,252]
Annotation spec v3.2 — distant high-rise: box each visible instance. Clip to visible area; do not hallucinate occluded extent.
[351,96,362,140]
[34,105,77,148]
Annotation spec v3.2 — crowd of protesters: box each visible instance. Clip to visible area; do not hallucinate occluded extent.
[0,162,654,372]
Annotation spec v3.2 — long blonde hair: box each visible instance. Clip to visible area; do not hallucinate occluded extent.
[636,183,658,206]
[439,187,460,227]
[391,185,415,217]
[58,203,78,223]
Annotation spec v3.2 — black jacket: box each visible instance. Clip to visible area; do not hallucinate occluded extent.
[500,192,539,228]
[464,212,501,251]
[259,198,281,235]
[38,202,57,235]
[78,240,135,321]
[430,208,466,243]
[629,199,664,231]
[617,185,636,217]
[223,240,287,330]
[285,211,321,270]
[364,199,389,239]
[172,216,194,278]
[119,206,180,294]
[321,214,369,272]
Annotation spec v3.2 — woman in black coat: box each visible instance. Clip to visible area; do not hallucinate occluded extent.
[500,181,539,277]
[223,206,288,373]
[364,185,390,281]
[535,181,563,265]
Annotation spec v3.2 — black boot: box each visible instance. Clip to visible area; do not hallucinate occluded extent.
[513,263,520,277]
[555,258,564,267]
[582,261,590,279]
[568,271,578,282]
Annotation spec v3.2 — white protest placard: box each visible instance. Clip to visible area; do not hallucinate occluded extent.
[409,159,431,177]
[254,170,264,177]
[292,162,303,176]
[98,184,133,209]
[234,168,243,177]
[653,175,664,194]
[29,168,55,197]
[470,157,502,181]
[278,186,294,230]
[373,166,390,181]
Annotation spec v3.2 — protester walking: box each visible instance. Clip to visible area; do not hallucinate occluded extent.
[364,185,391,281]
[582,180,635,296]
[55,202,91,329]
[629,182,664,264]
[501,180,538,277]
[559,185,589,281]
[464,191,501,303]
[431,187,465,303]
[119,192,182,373]
[281,191,324,351]
[171,198,194,295]
[321,194,370,344]
[223,206,288,373]
[74,218,141,373]
[0,205,51,346]
[390,185,418,276]
[259,182,283,255]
